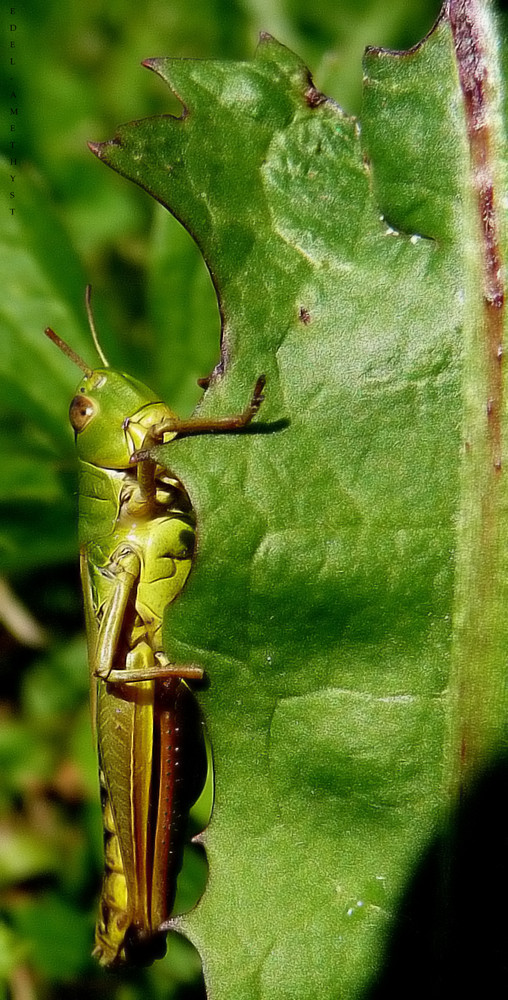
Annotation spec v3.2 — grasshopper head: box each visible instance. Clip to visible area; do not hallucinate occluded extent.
[69,368,175,469]
[44,288,177,469]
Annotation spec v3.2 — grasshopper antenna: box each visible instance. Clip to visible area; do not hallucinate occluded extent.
[85,284,110,367]
[44,326,93,376]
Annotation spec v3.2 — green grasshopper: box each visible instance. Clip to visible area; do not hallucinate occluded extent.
[45,288,265,967]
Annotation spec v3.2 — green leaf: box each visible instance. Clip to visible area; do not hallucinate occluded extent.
[90,3,508,997]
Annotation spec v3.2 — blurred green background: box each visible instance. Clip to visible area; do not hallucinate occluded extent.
[1,1,442,997]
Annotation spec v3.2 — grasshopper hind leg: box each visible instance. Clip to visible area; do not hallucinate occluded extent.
[150,677,208,931]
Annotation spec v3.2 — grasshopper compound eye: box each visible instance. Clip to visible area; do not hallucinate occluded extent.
[69,394,96,433]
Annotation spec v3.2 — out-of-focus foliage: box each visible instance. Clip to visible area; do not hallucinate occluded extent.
[1,2,442,998]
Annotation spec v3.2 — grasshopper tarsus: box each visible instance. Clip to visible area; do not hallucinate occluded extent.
[129,447,152,464]
[249,374,266,414]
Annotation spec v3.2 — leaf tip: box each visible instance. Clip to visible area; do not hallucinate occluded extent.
[141,57,159,73]
[140,56,187,113]
[87,139,121,160]
[87,139,103,159]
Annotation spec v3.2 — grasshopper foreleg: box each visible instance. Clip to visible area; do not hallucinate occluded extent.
[128,375,266,463]
[150,374,266,438]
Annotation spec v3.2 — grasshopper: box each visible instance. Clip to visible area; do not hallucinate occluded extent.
[45,288,265,967]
